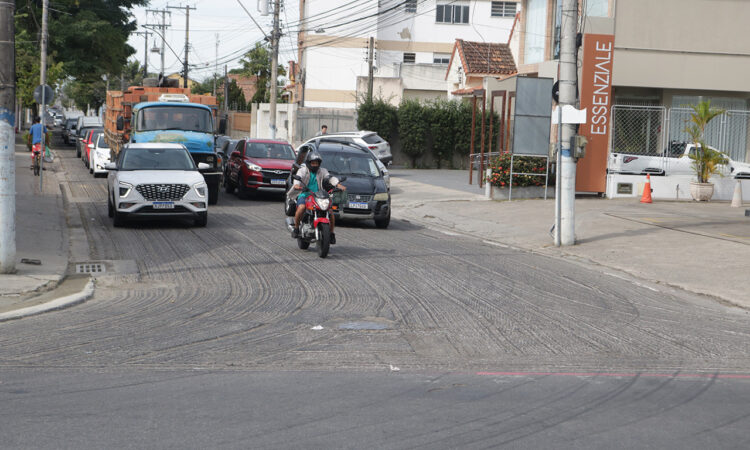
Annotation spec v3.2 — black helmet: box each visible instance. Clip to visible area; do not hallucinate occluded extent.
[307,152,323,172]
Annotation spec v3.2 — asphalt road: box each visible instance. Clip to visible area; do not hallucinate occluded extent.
[2,144,750,448]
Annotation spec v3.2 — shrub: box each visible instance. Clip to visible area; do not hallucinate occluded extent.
[486,153,553,188]
[398,98,428,167]
[356,97,398,142]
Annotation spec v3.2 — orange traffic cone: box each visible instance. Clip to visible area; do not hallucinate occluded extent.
[640,174,653,203]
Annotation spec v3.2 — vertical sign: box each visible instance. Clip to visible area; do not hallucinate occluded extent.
[576,33,614,193]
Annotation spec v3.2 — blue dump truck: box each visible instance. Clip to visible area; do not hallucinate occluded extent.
[105,87,226,204]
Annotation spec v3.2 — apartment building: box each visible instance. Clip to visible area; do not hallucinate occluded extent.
[510,0,750,193]
[295,0,521,108]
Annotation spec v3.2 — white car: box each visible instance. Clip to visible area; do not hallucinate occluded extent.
[107,143,210,227]
[89,134,112,177]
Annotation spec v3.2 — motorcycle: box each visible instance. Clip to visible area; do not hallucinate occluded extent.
[285,174,345,258]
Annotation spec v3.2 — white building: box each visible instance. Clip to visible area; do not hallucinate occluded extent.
[295,0,522,108]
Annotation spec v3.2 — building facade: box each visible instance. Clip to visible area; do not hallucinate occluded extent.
[296,0,521,108]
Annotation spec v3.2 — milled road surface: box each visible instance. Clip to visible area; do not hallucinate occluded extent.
[2,147,750,448]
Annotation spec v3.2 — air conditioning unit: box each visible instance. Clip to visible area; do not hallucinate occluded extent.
[158,93,190,103]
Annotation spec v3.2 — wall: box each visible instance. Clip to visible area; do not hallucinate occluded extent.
[250,103,297,143]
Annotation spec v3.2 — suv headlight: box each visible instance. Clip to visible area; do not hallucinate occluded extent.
[373,192,389,201]
[194,182,207,198]
[245,162,262,172]
[119,182,132,198]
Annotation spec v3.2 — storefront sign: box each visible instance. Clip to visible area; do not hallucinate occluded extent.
[576,33,614,193]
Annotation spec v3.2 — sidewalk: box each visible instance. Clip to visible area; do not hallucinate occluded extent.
[390,169,750,309]
[0,141,71,314]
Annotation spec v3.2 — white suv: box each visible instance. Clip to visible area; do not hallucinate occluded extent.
[313,131,392,166]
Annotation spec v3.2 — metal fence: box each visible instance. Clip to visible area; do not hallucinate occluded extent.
[296,108,357,143]
[610,105,750,165]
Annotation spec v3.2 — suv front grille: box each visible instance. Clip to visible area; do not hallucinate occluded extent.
[136,184,190,201]
[347,194,372,202]
[261,169,290,179]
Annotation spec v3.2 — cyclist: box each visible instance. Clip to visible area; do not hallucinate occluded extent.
[28,116,47,168]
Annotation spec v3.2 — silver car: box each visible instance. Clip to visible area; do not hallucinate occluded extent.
[107,143,210,227]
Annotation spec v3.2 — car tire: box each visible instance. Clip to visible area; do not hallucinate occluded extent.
[236,176,248,199]
[89,154,94,174]
[374,209,391,229]
[113,209,125,228]
[297,237,310,250]
[76,147,80,158]
[194,211,208,227]
[107,193,114,218]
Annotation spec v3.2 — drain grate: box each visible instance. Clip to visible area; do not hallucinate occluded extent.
[76,262,105,274]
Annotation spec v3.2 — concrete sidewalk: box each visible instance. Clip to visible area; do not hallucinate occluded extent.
[0,140,88,317]
[390,169,750,309]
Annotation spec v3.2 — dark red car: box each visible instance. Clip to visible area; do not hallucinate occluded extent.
[224,138,296,198]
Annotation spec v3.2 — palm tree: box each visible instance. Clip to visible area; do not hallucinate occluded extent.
[684,101,726,183]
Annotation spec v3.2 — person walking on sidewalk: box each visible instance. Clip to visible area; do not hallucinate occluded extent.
[315,124,328,136]
[28,116,48,167]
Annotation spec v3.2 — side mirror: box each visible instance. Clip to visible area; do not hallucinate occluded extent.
[87,143,94,149]
[104,162,117,171]
[218,118,227,135]
[197,162,211,170]
[116,116,124,131]
[230,151,240,158]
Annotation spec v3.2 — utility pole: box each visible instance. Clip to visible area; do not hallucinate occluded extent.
[134,30,152,78]
[269,0,281,139]
[38,0,49,191]
[366,37,374,102]
[213,34,219,96]
[223,65,229,113]
[168,4,196,89]
[145,8,171,77]
[557,0,579,246]
[0,0,16,273]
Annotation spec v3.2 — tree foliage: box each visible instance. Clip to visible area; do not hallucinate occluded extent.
[356,97,398,142]
[685,101,727,183]
[234,42,286,105]
[397,99,429,167]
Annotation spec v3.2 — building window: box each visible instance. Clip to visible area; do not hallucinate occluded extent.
[405,0,417,13]
[585,0,609,17]
[491,1,517,17]
[433,53,450,64]
[403,52,416,64]
[523,0,546,64]
[436,4,469,24]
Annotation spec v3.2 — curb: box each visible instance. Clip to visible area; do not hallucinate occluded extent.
[0,278,95,322]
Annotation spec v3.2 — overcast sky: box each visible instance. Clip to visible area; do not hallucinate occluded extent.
[127,0,300,81]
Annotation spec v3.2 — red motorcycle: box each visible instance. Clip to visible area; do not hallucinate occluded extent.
[285,174,345,258]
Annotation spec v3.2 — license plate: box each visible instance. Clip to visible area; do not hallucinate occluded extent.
[348,202,369,209]
[153,202,174,209]
[270,179,286,185]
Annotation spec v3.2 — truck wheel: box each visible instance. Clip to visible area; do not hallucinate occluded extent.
[208,181,219,205]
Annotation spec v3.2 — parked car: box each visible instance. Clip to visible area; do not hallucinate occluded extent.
[224,138,296,198]
[53,116,64,127]
[62,118,78,145]
[75,116,103,157]
[286,140,391,228]
[301,134,391,188]
[89,133,112,177]
[309,131,392,166]
[81,128,103,168]
[217,138,238,184]
[107,143,209,227]
[76,125,102,159]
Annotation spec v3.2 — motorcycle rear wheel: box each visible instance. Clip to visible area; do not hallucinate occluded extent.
[317,223,331,258]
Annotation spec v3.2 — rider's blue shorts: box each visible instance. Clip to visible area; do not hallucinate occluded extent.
[296,195,307,208]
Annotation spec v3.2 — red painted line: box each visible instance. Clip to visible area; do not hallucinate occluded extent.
[476,371,750,380]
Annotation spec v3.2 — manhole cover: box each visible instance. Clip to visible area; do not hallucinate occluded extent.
[338,321,389,330]
[76,262,105,274]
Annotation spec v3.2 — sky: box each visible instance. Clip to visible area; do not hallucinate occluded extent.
[127,0,301,82]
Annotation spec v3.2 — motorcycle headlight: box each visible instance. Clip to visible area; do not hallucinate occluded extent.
[373,192,389,201]
[119,182,132,198]
[245,162,262,172]
[316,197,330,210]
[194,182,207,198]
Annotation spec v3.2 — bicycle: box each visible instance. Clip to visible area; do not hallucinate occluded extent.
[32,149,41,176]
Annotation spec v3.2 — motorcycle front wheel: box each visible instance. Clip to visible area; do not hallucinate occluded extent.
[317,223,330,258]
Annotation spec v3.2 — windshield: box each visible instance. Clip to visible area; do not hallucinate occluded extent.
[245,142,295,160]
[321,152,380,177]
[137,106,213,133]
[96,135,109,149]
[120,147,196,171]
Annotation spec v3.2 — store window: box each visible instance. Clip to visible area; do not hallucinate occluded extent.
[433,53,450,64]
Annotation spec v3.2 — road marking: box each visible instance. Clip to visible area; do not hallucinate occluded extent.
[719,233,750,239]
[483,240,509,248]
[476,371,750,380]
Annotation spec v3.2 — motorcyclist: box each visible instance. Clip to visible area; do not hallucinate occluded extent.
[289,152,346,244]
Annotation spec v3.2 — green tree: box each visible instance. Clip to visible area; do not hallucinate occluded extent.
[234,42,286,105]
[356,96,398,142]
[398,99,428,167]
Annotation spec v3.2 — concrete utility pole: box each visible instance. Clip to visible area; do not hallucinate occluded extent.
[0,0,16,273]
[38,0,49,191]
[366,36,374,102]
[168,4,196,89]
[213,34,219,96]
[269,0,281,139]
[145,8,171,76]
[557,0,579,246]
[134,30,152,77]
[223,65,229,112]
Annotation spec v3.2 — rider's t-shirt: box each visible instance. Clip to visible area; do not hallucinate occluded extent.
[30,123,47,145]
[299,172,318,201]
